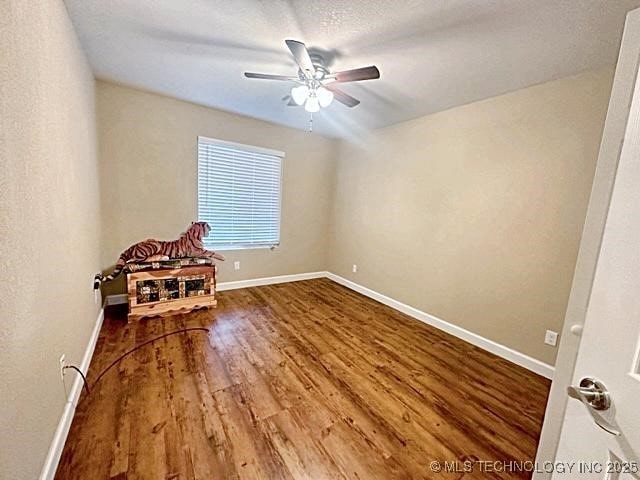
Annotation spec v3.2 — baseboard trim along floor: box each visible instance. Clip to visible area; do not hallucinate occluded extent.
[103,272,329,306]
[216,271,327,291]
[325,272,555,380]
[39,307,105,480]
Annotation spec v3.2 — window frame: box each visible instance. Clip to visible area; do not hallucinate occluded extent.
[196,136,284,251]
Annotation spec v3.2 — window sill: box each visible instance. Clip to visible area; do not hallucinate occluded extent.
[207,245,279,252]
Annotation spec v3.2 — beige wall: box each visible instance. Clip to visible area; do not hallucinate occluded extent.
[328,68,613,365]
[96,81,337,295]
[0,1,101,478]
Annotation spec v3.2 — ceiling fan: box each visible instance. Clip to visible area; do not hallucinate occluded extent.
[244,39,380,113]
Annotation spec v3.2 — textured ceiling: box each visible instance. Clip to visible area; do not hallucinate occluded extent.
[65,0,640,138]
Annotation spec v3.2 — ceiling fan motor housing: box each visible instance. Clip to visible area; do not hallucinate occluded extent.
[308,54,329,80]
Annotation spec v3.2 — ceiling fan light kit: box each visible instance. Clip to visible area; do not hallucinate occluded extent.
[292,85,333,111]
[304,94,320,113]
[244,39,380,123]
[291,85,309,105]
[317,87,334,107]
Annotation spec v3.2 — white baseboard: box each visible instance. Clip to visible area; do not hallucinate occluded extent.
[326,272,555,379]
[216,271,327,291]
[103,272,328,306]
[215,270,554,378]
[105,293,128,306]
[39,307,105,480]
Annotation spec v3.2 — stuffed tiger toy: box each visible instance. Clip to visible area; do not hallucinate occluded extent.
[93,222,224,289]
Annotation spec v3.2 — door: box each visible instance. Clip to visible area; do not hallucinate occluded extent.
[552,9,640,480]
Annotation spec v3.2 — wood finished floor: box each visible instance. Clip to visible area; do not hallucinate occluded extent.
[55,278,550,480]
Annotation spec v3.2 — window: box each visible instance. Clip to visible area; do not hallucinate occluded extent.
[197,136,283,249]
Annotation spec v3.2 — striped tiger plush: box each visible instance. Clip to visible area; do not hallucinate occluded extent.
[93,222,224,289]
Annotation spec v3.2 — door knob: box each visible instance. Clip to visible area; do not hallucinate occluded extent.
[567,377,620,436]
[570,324,583,336]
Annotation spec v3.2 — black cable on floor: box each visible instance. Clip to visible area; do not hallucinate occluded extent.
[64,327,210,397]
[91,327,210,389]
[63,365,91,394]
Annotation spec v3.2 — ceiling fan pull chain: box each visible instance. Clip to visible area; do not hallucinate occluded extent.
[308,113,313,133]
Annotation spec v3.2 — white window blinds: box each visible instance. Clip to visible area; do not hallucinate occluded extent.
[197,136,283,249]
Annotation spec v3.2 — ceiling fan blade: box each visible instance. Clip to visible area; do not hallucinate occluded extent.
[244,72,299,81]
[333,65,380,83]
[285,39,315,79]
[326,85,360,108]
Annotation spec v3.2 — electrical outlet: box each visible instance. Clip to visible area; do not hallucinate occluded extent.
[234,261,240,271]
[92,276,101,304]
[59,354,67,380]
[544,330,558,346]
[352,264,358,273]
